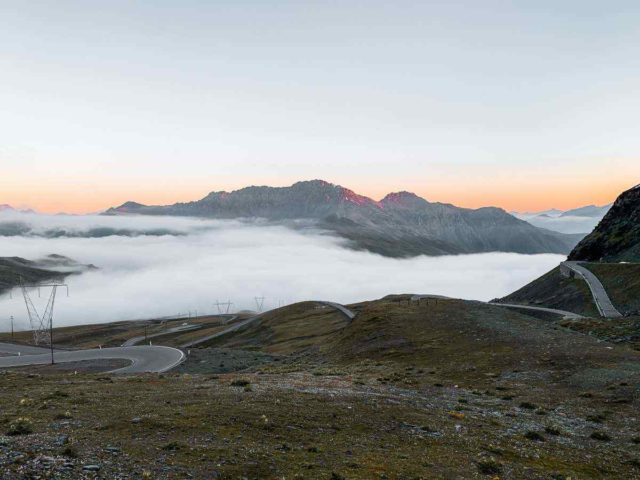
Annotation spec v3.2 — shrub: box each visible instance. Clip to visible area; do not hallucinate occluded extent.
[586,413,606,423]
[230,379,250,387]
[545,426,562,436]
[61,445,78,458]
[590,431,611,442]
[7,417,33,436]
[476,458,502,475]
[524,431,545,442]
[519,402,537,410]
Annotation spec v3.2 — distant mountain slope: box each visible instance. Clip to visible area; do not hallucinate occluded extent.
[561,204,612,218]
[0,255,95,293]
[568,185,640,262]
[514,203,612,234]
[105,180,581,257]
[0,257,64,293]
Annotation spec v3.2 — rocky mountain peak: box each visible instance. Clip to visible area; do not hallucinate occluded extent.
[568,184,640,262]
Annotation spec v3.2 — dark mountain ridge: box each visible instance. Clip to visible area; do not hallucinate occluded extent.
[105,180,581,257]
[569,184,640,262]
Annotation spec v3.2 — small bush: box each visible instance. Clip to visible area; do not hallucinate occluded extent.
[524,431,545,442]
[476,458,502,475]
[590,431,611,442]
[161,441,184,451]
[519,402,537,410]
[586,413,606,423]
[7,417,33,436]
[545,426,562,436]
[230,379,250,387]
[61,445,78,458]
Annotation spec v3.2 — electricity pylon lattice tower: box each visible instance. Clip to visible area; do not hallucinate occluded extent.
[254,296,265,312]
[20,281,69,346]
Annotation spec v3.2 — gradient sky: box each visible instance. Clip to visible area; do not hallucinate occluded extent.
[1,1,639,213]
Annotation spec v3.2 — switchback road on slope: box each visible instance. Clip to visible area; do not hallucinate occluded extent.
[562,261,623,318]
[0,345,184,373]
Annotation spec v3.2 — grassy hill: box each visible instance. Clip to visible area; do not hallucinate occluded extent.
[497,267,599,317]
[583,263,640,315]
[2,296,640,478]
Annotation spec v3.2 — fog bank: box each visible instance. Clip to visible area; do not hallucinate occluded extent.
[0,213,564,330]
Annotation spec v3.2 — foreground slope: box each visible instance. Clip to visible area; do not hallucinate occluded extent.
[105,180,580,257]
[2,297,640,478]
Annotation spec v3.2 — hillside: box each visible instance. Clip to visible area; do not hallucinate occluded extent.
[582,263,640,315]
[104,180,581,257]
[561,204,611,218]
[569,184,640,262]
[0,257,65,293]
[2,297,640,478]
[0,255,95,294]
[498,267,599,317]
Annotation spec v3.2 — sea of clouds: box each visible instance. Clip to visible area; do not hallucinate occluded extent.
[0,211,565,330]
[513,213,601,234]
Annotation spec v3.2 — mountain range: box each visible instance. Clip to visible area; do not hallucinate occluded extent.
[0,204,35,214]
[513,203,612,235]
[105,180,582,258]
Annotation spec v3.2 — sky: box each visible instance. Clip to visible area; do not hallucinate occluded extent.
[1,1,639,213]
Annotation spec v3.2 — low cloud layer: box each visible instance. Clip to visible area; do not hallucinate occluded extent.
[0,212,564,330]
[515,213,600,234]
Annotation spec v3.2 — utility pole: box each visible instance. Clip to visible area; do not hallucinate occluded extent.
[49,314,54,365]
[10,316,14,339]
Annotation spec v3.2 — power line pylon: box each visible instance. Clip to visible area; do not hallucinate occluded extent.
[18,280,69,363]
[214,300,233,315]
[254,296,265,312]
[21,282,70,345]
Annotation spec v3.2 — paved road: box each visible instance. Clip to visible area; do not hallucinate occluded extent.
[490,303,583,319]
[0,345,184,374]
[313,301,357,320]
[409,294,583,319]
[563,261,623,318]
[0,342,58,356]
[122,324,202,347]
[180,316,241,348]
[410,294,451,301]
[181,301,356,348]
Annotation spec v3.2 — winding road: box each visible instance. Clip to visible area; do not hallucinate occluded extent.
[122,324,202,347]
[562,261,622,318]
[0,301,354,372]
[411,293,583,319]
[0,343,184,373]
[491,302,583,319]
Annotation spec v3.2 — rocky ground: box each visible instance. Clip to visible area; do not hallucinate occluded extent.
[1,298,639,479]
[1,363,640,479]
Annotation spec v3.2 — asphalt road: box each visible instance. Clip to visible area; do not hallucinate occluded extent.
[122,324,202,347]
[0,344,184,373]
[563,261,623,318]
[0,342,57,356]
[410,294,583,319]
[181,301,356,348]
[313,301,357,320]
[491,303,583,319]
